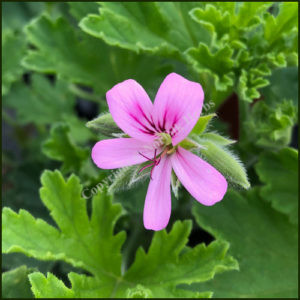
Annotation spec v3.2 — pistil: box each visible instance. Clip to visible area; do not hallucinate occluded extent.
[138,149,161,179]
[138,145,177,180]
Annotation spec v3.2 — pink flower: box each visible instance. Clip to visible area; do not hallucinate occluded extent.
[92,73,227,231]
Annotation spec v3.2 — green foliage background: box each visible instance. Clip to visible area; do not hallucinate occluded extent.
[2,2,298,298]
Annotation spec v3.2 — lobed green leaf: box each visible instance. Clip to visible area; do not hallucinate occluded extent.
[2,265,34,298]
[79,2,207,57]
[255,148,298,225]
[42,124,90,174]
[3,170,237,297]
[192,188,298,298]
[23,14,172,97]
[244,99,297,149]
[78,2,297,104]
[4,74,75,126]
[2,30,26,96]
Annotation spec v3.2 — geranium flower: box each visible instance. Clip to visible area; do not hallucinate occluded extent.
[92,73,227,230]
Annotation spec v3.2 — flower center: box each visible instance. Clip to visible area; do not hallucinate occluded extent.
[138,134,177,179]
[156,132,177,154]
[157,132,172,147]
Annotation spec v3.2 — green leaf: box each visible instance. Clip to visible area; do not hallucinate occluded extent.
[264,2,298,47]
[192,188,298,298]
[124,222,238,296]
[237,69,270,102]
[23,14,173,97]
[125,284,153,298]
[86,112,124,137]
[2,265,34,298]
[189,3,274,103]
[189,5,230,41]
[192,138,250,189]
[244,99,297,148]
[255,148,298,225]
[42,123,89,174]
[3,74,75,125]
[81,2,298,104]
[62,114,96,145]
[2,157,55,225]
[79,2,297,104]
[3,170,237,297]
[2,2,44,30]
[261,66,298,107]
[3,171,126,280]
[29,272,74,298]
[2,30,26,96]
[3,72,94,145]
[68,2,99,21]
[79,2,208,57]
[186,43,234,91]
[234,2,272,29]
[23,14,110,93]
[190,113,216,135]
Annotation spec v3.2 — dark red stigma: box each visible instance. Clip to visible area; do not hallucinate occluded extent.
[138,149,161,180]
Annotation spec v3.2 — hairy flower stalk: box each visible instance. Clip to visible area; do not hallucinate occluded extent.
[92,73,227,230]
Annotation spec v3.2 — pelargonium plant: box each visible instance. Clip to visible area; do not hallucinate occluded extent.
[92,73,228,230]
[2,2,297,299]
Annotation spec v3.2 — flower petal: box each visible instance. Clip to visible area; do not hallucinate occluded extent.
[106,79,156,142]
[92,138,155,169]
[152,73,204,145]
[171,147,227,205]
[143,155,172,231]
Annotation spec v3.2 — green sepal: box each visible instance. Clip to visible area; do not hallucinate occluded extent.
[200,132,236,146]
[194,139,250,189]
[108,165,140,193]
[86,112,124,137]
[108,163,153,194]
[179,138,200,151]
[190,113,217,135]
